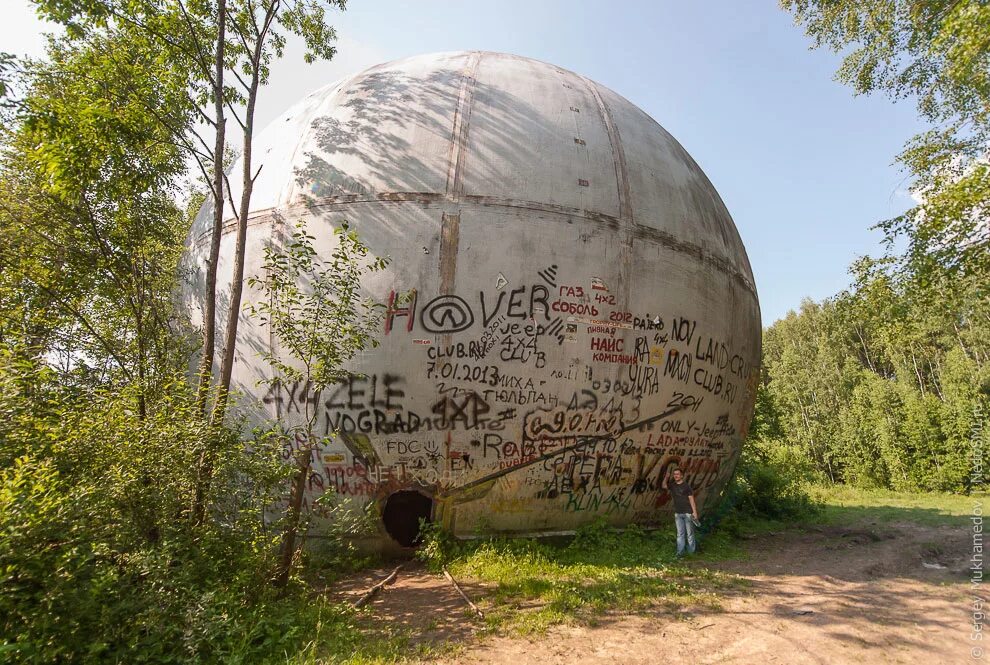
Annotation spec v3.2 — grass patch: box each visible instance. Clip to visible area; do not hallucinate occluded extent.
[291,484,971,661]
[282,598,459,665]
[301,539,387,588]
[807,483,969,526]
[422,521,747,636]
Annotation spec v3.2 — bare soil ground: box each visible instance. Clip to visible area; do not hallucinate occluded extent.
[335,521,972,664]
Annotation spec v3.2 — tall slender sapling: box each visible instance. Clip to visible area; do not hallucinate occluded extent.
[246,218,387,587]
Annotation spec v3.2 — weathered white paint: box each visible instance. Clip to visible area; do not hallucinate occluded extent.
[183,51,761,545]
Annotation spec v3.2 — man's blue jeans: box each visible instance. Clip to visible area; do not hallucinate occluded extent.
[674,513,696,555]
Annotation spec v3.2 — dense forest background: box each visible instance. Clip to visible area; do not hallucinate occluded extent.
[745,0,990,499]
[0,0,987,662]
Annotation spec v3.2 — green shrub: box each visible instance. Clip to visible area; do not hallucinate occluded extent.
[415,519,461,572]
[732,439,819,520]
[0,358,336,663]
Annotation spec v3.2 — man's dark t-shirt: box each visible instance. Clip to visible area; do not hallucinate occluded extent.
[667,479,694,514]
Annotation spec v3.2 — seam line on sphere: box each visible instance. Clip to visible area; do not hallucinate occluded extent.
[193,195,757,297]
[580,76,633,224]
[444,51,482,201]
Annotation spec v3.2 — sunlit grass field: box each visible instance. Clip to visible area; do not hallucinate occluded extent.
[441,523,746,635]
[808,483,971,526]
[291,483,968,662]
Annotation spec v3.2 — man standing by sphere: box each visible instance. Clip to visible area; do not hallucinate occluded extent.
[666,467,700,557]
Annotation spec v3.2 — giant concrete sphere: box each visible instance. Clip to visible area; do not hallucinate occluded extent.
[185,51,761,546]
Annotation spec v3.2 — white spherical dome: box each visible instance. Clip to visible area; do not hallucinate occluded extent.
[185,51,761,545]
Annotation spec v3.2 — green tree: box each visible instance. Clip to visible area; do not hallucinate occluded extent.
[29,0,348,421]
[246,218,387,587]
[0,350,300,663]
[763,0,990,494]
[0,32,189,409]
[0,4,398,662]
[28,0,351,525]
[783,0,990,280]
[211,0,346,425]
[762,299,859,482]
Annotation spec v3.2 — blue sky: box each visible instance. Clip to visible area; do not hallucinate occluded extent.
[1,0,925,325]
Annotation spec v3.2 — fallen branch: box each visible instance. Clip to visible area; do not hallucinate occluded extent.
[353,564,403,608]
[442,566,484,619]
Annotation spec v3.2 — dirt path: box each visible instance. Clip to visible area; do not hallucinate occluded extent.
[337,522,973,664]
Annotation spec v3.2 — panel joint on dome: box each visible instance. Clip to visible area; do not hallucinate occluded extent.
[444,52,482,202]
[581,77,633,224]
